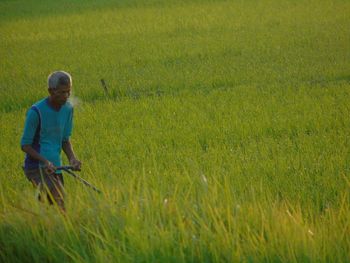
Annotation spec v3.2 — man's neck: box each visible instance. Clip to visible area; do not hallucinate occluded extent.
[48,96,62,110]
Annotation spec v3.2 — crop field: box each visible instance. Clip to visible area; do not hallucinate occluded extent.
[0,0,350,262]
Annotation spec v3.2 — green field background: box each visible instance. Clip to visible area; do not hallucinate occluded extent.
[0,0,349,262]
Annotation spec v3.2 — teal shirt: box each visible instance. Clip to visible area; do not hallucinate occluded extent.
[21,97,73,170]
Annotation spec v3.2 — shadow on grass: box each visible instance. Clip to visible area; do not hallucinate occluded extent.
[0,0,226,23]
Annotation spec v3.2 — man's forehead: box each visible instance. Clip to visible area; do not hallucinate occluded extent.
[56,84,71,90]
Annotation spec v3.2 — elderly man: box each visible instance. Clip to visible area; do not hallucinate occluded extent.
[21,71,81,212]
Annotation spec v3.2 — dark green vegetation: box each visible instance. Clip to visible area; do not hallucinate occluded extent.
[1,0,349,262]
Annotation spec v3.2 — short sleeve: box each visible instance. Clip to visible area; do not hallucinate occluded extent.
[63,108,73,142]
[21,108,39,146]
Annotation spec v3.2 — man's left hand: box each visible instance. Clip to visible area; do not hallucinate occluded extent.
[70,158,82,171]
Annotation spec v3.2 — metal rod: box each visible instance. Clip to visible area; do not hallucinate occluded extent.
[56,165,74,170]
[59,167,102,194]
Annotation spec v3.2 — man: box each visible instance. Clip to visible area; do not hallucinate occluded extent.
[21,71,81,212]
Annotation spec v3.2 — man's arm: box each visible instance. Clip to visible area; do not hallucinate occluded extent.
[62,140,81,171]
[21,108,56,174]
[21,145,56,174]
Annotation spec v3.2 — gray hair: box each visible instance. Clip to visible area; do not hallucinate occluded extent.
[47,71,72,89]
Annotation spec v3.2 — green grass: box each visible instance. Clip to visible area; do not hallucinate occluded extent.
[1,0,350,262]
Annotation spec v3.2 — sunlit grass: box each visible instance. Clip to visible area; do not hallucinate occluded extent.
[1,0,350,262]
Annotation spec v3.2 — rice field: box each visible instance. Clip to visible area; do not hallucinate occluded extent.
[0,0,349,262]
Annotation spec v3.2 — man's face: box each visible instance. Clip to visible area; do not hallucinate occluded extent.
[49,84,71,105]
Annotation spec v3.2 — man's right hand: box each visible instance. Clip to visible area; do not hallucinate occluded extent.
[44,160,56,174]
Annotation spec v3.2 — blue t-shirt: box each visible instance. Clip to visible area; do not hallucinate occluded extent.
[21,97,73,170]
